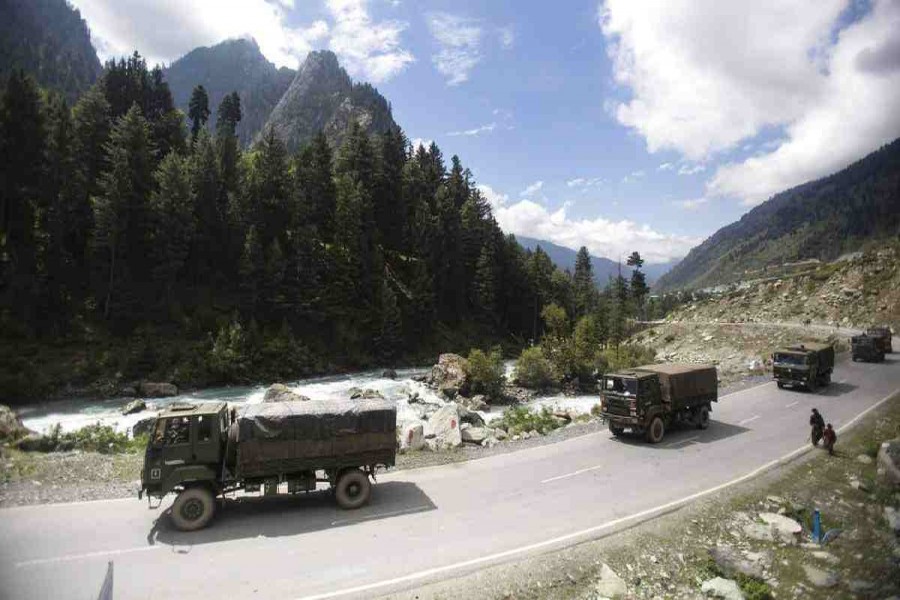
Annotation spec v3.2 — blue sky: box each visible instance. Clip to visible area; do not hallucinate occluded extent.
[71,0,900,264]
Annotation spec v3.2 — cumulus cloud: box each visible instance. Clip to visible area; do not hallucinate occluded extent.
[521,180,544,196]
[428,12,482,85]
[447,122,496,136]
[71,0,412,82]
[499,25,515,49]
[478,185,698,263]
[409,138,433,151]
[678,163,706,176]
[326,0,414,82]
[600,0,900,205]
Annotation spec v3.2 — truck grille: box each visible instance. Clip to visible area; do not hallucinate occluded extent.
[604,397,631,417]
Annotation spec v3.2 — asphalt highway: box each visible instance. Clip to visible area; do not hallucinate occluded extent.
[1,342,898,600]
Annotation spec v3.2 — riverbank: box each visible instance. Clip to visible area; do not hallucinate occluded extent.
[391,392,900,600]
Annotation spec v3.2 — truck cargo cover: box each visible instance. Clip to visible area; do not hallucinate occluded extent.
[635,363,718,404]
[237,398,397,442]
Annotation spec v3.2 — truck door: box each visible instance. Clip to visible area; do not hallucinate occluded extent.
[192,414,220,465]
[160,415,193,467]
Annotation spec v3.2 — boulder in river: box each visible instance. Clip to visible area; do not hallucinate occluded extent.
[121,399,146,415]
[428,354,469,397]
[263,383,310,403]
[0,404,33,441]
[138,382,178,398]
[349,387,384,400]
[381,369,398,379]
[132,416,157,438]
[424,403,462,449]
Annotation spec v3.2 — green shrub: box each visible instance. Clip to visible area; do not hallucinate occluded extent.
[600,344,657,373]
[465,347,505,399]
[515,346,557,389]
[497,405,564,436]
[35,423,147,454]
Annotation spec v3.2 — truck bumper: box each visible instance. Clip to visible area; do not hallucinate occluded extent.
[605,415,640,426]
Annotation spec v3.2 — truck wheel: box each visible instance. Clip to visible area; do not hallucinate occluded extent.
[697,406,710,430]
[609,424,625,437]
[822,372,831,386]
[646,417,665,444]
[171,486,216,531]
[335,469,371,510]
[776,382,784,389]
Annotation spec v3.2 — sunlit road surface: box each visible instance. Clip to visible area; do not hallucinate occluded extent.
[1,340,898,600]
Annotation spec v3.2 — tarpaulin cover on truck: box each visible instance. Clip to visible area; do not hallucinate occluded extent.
[233,399,397,476]
[635,363,718,407]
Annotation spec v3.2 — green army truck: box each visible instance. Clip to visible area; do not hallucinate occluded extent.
[773,343,834,391]
[140,398,396,531]
[866,326,894,354]
[852,334,885,363]
[599,363,718,444]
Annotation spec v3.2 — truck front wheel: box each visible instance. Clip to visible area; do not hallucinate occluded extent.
[171,486,216,531]
[609,424,625,437]
[646,417,665,444]
[335,469,371,510]
[697,406,710,430]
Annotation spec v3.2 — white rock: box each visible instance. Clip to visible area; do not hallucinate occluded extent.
[461,427,489,444]
[701,577,744,599]
[424,403,462,449]
[593,564,627,599]
[759,512,802,543]
[856,454,873,465]
[802,565,838,588]
[885,506,900,533]
[399,421,425,451]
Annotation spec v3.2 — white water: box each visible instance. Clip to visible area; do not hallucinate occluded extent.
[19,363,601,435]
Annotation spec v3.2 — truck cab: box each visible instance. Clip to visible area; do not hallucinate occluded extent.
[866,327,894,353]
[141,402,228,501]
[852,334,885,363]
[773,343,833,391]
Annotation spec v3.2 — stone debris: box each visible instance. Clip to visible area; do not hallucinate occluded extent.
[592,563,627,599]
[802,564,838,588]
[700,577,745,599]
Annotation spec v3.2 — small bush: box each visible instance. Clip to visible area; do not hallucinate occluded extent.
[664,334,676,343]
[465,347,505,399]
[514,346,557,389]
[36,423,146,454]
[600,344,657,373]
[497,405,564,436]
[862,439,881,458]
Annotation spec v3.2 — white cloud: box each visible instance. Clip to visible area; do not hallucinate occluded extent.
[428,12,482,85]
[600,0,900,205]
[447,122,496,136]
[657,162,674,171]
[678,163,706,176]
[673,198,709,210]
[499,25,515,49]
[71,0,328,68]
[522,180,544,196]
[410,138,433,151]
[708,0,900,204]
[480,185,699,263]
[567,177,604,189]
[72,0,412,82]
[621,169,645,183]
[327,0,414,82]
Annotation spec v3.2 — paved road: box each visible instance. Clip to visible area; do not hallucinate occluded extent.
[2,343,899,600]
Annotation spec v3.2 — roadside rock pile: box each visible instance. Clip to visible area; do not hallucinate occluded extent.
[428,353,469,399]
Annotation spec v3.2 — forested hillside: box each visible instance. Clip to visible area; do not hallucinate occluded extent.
[657,139,900,291]
[0,53,651,401]
[164,38,295,147]
[0,0,102,103]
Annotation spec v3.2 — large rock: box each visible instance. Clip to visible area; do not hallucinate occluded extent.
[348,387,384,400]
[593,564,627,599]
[758,512,802,543]
[399,421,425,452]
[701,577,744,600]
[0,404,33,441]
[708,546,768,580]
[121,399,146,415]
[458,406,486,428]
[429,354,469,397]
[424,403,462,449]
[876,438,900,488]
[461,427,489,445]
[132,416,157,438]
[138,382,178,398]
[802,565,838,588]
[263,383,310,403]
[885,506,900,534]
[458,394,488,411]
[382,369,398,379]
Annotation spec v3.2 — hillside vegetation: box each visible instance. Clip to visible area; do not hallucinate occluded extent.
[657,138,900,291]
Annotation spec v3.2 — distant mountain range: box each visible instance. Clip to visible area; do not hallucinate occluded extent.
[656,138,900,291]
[0,0,102,103]
[514,236,676,286]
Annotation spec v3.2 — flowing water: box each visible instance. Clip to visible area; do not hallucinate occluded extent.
[19,362,601,435]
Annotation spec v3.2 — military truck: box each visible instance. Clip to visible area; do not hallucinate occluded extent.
[772,343,834,391]
[866,326,894,353]
[139,398,396,531]
[599,363,718,444]
[852,333,885,363]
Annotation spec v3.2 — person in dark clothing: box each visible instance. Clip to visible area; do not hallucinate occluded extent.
[823,423,837,455]
[810,408,825,446]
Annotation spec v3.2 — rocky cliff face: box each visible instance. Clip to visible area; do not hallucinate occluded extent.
[261,50,397,152]
[164,38,295,146]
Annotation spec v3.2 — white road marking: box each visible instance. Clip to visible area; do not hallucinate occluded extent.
[663,436,699,448]
[294,387,900,600]
[785,401,800,408]
[738,415,760,426]
[15,545,161,568]
[540,464,605,484]
[330,506,432,526]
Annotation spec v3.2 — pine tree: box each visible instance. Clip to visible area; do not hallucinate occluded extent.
[627,251,648,319]
[187,129,222,283]
[295,131,336,241]
[473,241,498,322]
[376,282,403,365]
[573,246,595,317]
[150,152,194,305]
[188,84,210,143]
[238,225,263,315]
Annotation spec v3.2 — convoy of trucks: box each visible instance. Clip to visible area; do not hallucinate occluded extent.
[140,398,396,531]
[772,343,834,391]
[598,363,718,443]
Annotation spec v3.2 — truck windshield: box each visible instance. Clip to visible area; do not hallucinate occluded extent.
[604,377,638,395]
[774,353,806,365]
[152,416,191,446]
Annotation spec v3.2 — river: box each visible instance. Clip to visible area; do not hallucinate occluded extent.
[18,362,602,435]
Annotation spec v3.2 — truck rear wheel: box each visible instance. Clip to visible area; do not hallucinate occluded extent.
[646,417,665,444]
[171,486,216,531]
[697,406,710,430]
[609,424,625,437]
[335,469,371,510]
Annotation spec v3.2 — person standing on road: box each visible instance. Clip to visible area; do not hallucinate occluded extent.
[810,408,825,446]
[823,423,837,455]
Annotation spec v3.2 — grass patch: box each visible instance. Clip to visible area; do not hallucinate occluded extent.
[495,405,566,436]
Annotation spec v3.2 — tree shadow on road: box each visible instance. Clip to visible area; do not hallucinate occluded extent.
[146,480,435,547]
[608,420,750,449]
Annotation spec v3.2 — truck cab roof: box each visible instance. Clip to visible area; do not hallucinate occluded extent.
[606,363,715,379]
[776,342,831,355]
[157,401,227,419]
